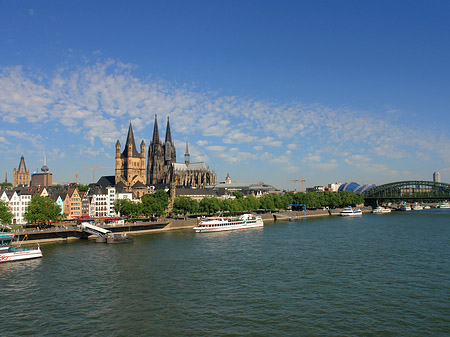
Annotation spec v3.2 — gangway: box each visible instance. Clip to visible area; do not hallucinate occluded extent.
[79,222,111,238]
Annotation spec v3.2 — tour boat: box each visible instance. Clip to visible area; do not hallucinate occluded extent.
[372,206,391,214]
[340,206,362,216]
[0,232,42,263]
[437,201,450,209]
[194,213,264,233]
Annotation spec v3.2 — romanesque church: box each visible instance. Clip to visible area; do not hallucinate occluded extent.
[115,115,217,193]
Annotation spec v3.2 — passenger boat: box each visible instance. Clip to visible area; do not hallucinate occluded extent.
[372,206,391,214]
[412,203,424,211]
[340,206,362,216]
[437,201,450,209]
[193,213,264,233]
[0,232,42,263]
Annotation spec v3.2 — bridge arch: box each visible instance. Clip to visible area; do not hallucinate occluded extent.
[362,180,450,205]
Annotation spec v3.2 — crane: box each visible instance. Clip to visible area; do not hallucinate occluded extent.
[300,178,306,192]
[84,166,114,184]
[290,179,300,193]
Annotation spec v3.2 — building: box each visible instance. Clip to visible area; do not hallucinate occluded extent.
[13,155,29,187]
[0,188,32,225]
[147,115,177,186]
[115,123,146,190]
[31,155,53,187]
[433,172,441,183]
[172,141,217,188]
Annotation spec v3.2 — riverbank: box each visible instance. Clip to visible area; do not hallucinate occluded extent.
[11,208,373,244]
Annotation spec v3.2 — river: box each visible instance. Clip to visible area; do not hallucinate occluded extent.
[1,212,449,336]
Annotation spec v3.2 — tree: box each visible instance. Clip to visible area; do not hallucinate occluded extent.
[24,195,62,225]
[199,197,221,215]
[0,182,12,188]
[0,199,13,224]
[173,196,199,215]
[114,199,142,217]
[141,191,169,216]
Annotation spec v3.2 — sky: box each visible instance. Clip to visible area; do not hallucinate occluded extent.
[1,0,449,190]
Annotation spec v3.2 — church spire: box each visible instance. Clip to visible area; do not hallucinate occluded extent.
[165,116,172,144]
[18,155,27,173]
[123,122,139,157]
[152,115,160,144]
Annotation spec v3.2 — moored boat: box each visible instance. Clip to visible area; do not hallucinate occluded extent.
[194,213,264,233]
[437,201,450,209]
[106,233,134,243]
[400,204,412,211]
[340,206,362,216]
[0,232,42,263]
[372,206,391,214]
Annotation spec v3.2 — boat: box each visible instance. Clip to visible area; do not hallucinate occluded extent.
[437,201,450,209]
[0,232,42,263]
[193,213,264,233]
[96,233,134,243]
[372,206,391,214]
[412,203,424,211]
[106,233,134,244]
[340,206,362,216]
[400,204,412,211]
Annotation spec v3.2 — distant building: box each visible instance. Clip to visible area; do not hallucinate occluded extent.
[225,173,232,184]
[13,155,29,187]
[338,182,376,194]
[214,181,277,197]
[31,155,52,187]
[327,183,342,192]
[433,172,441,183]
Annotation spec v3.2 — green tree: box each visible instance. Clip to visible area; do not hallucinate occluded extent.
[173,196,199,215]
[232,190,244,199]
[0,182,12,188]
[259,194,275,211]
[199,197,221,215]
[243,195,260,211]
[76,184,89,192]
[141,192,169,216]
[0,199,13,224]
[24,195,62,225]
[114,199,141,216]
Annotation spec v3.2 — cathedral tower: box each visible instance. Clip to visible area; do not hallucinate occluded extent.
[115,122,146,188]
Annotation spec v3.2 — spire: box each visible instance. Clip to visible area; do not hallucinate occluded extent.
[123,122,139,157]
[184,141,190,165]
[4,172,7,183]
[18,155,28,173]
[152,115,160,144]
[165,116,172,144]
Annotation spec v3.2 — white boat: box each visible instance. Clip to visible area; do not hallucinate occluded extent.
[0,232,42,263]
[400,203,411,211]
[340,206,362,216]
[372,206,391,214]
[194,213,264,233]
[437,201,450,209]
[412,203,424,211]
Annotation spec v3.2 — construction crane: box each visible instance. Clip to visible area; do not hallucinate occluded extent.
[290,179,300,193]
[290,178,306,193]
[84,166,114,184]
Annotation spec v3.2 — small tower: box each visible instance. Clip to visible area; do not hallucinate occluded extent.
[13,155,30,187]
[184,141,190,165]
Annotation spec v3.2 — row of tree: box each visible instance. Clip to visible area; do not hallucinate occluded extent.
[0,190,364,225]
[114,190,364,217]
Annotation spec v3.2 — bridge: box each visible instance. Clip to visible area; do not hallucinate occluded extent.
[362,181,450,206]
[79,222,111,239]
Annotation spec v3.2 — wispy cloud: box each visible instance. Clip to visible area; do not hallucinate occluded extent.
[0,59,448,185]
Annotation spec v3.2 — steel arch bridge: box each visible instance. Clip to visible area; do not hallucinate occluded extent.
[362,181,450,204]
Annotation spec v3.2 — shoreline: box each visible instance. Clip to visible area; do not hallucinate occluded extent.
[11,208,371,244]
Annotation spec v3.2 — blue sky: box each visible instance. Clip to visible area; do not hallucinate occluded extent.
[1,0,449,190]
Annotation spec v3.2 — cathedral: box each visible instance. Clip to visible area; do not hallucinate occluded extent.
[115,115,217,191]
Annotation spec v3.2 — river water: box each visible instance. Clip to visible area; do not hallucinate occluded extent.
[1,212,449,336]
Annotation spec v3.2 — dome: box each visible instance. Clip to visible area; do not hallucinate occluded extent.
[338,182,376,194]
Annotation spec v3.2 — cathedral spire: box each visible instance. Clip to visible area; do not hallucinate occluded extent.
[152,115,160,144]
[165,116,172,144]
[123,122,139,157]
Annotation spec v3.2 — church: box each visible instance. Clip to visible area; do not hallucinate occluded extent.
[115,115,217,193]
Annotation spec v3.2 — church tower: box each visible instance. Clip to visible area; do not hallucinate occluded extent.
[147,115,177,185]
[115,122,146,188]
[13,155,29,187]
